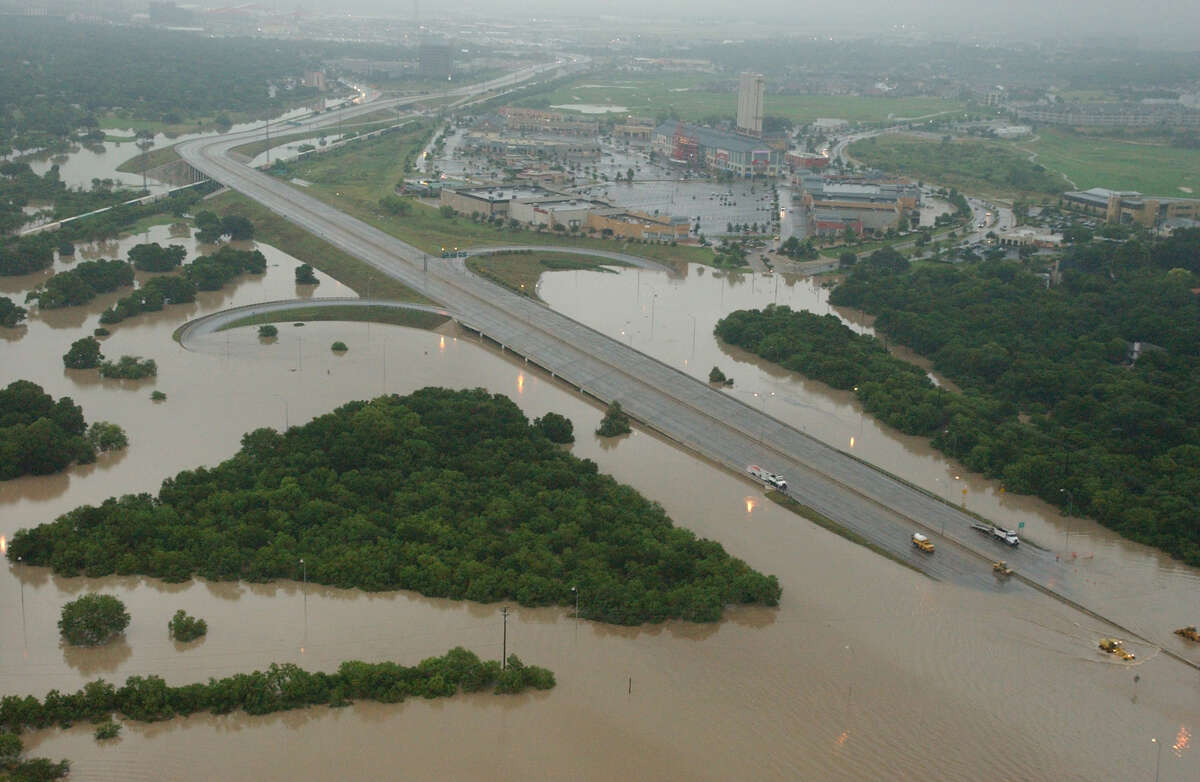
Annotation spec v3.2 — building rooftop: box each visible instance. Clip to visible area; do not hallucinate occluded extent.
[460,187,551,202]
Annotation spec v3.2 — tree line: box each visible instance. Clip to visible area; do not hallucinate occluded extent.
[6,388,782,623]
[717,229,1200,564]
[0,647,553,736]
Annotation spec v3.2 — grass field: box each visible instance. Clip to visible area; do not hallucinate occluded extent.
[526,73,968,125]
[1016,129,1200,195]
[849,133,1066,200]
[206,190,429,303]
[466,251,625,299]
[279,128,715,267]
[221,304,449,332]
[116,144,182,174]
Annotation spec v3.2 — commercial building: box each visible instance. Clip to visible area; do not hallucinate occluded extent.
[462,131,601,162]
[439,186,553,218]
[301,71,327,91]
[419,42,453,79]
[785,151,830,170]
[736,72,765,138]
[612,117,656,144]
[797,173,920,236]
[1062,187,1200,227]
[509,198,608,230]
[1012,103,1200,128]
[586,210,691,241]
[995,227,1063,248]
[652,121,782,177]
[498,107,599,137]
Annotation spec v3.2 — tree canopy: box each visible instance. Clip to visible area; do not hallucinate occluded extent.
[718,228,1200,564]
[0,380,97,480]
[7,388,780,623]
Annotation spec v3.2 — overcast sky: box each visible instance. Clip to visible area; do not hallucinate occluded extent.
[344,0,1200,46]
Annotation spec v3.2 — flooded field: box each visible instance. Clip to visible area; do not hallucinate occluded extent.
[1,238,1197,780]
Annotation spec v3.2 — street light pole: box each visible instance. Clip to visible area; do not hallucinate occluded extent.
[501,607,509,668]
[1060,488,1074,553]
[688,314,696,359]
[571,586,579,623]
[1152,737,1161,782]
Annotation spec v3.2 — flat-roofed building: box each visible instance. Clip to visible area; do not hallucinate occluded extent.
[798,173,920,235]
[498,107,599,137]
[587,210,691,241]
[1063,187,1200,227]
[652,120,782,177]
[736,72,765,138]
[439,186,553,218]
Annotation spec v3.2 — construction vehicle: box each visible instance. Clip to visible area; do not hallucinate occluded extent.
[1098,638,1136,661]
[911,532,935,553]
[970,522,1020,546]
[992,561,1013,577]
[1175,626,1200,642]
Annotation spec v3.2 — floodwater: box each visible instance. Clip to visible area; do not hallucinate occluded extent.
[538,264,1200,644]
[1,245,1198,779]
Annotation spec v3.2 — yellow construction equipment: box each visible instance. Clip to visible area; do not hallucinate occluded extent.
[1175,626,1200,642]
[992,561,1013,577]
[911,532,935,553]
[1098,638,1136,661]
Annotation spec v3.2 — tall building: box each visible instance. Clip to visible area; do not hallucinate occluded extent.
[736,72,765,138]
[419,42,453,79]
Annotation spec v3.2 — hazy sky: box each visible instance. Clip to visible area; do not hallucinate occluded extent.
[348,0,1200,46]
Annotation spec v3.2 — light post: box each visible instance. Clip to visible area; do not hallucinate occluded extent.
[299,558,306,595]
[1152,737,1161,782]
[650,294,658,340]
[688,314,696,359]
[571,585,579,623]
[501,607,510,669]
[1060,488,1074,553]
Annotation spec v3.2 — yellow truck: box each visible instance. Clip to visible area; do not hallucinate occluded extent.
[911,532,935,553]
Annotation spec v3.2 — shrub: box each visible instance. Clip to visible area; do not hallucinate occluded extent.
[99,356,156,380]
[0,296,27,328]
[708,366,726,384]
[331,341,348,352]
[150,391,167,401]
[92,327,110,337]
[258,325,278,338]
[94,721,120,740]
[167,610,207,642]
[58,594,130,647]
[596,401,631,437]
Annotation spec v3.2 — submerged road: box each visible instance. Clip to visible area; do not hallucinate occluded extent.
[179,69,1195,664]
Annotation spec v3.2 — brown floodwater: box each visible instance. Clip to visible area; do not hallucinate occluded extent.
[1,249,1198,780]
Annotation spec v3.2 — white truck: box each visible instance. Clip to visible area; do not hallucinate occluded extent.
[748,464,788,491]
[971,522,1019,546]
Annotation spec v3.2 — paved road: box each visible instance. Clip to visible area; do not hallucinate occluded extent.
[174,297,451,346]
[178,69,1196,664]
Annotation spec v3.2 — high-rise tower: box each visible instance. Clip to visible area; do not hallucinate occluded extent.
[736,72,765,137]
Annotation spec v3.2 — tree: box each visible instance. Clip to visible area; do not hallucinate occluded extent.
[839,251,857,268]
[0,296,27,328]
[167,609,207,642]
[58,594,130,647]
[63,337,103,369]
[534,412,574,444]
[258,325,278,338]
[86,422,128,452]
[331,341,348,352]
[709,366,727,384]
[626,167,635,183]
[128,243,186,272]
[194,210,223,243]
[294,264,319,285]
[99,356,157,379]
[596,401,632,437]
[378,194,412,216]
[438,205,456,219]
[220,215,254,241]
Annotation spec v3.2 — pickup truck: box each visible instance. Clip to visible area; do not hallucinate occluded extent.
[747,464,788,491]
[971,522,1019,546]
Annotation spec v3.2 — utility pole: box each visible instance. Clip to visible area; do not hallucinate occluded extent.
[501,607,509,668]
[265,117,271,165]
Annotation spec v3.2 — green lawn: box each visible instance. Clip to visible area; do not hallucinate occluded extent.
[526,73,968,125]
[221,304,449,332]
[206,190,429,303]
[1015,129,1200,196]
[466,251,625,299]
[849,133,1067,200]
